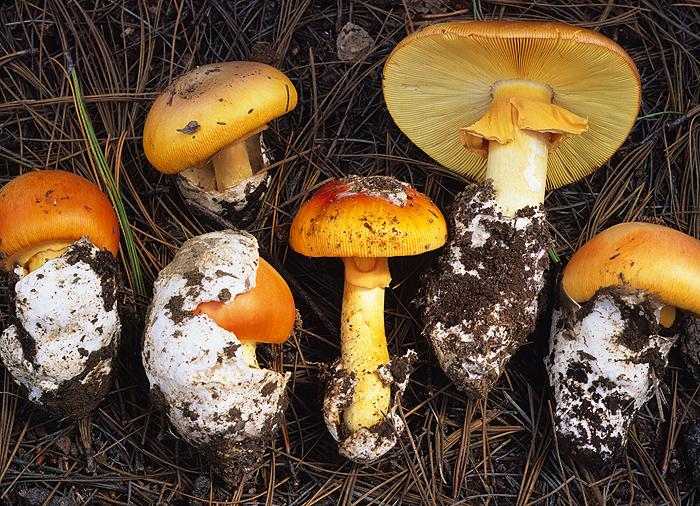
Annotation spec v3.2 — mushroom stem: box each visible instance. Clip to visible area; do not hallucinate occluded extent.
[239,340,259,368]
[461,79,588,217]
[340,256,392,432]
[210,126,268,191]
[660,305,676,328]
[486,127,548,217]
[212,141,252,191]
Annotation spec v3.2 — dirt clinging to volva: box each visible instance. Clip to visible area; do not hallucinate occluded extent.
[419,181,550,398]
[322,350,417,463]
[0,238,121,419]
[547,285,677,464]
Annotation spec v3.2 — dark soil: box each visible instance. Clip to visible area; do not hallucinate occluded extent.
[681,315,700,383]
[340,174,407,197]
[64,238,118,312]
[216,172,270,227]
[684,421,700,485]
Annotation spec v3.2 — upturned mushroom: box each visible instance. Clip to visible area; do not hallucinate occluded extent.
[547,222,700,463]
[142,230,296,480]
[0,170,120,418]
[383,21,641,397]
[143,61,298,227]
[290,175,447,462]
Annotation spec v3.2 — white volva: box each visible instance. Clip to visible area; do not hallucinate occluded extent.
[422,186,548,397]
[0,238,120,415]
[176,136,272,220]
[142,230,289,478]
[178,171,269,214]
[323,350,416,463]
[547,288,676,462]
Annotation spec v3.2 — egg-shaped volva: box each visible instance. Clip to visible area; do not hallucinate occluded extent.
[143,230,295,480]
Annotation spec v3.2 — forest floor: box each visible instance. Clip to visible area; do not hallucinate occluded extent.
[0,1,699,504]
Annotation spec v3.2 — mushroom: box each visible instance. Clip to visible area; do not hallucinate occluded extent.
[142,230,296,480]
[143,62,298,227]
[290,175,447,462]
[383,21,641,397]
[546,222,700,462]
[0,170,121,418]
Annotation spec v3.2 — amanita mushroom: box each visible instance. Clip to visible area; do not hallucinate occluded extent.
[143,62,298,227]
[547,222,700,462]
[383,21,641,397]
[0,170,120,418]
[142,230,296,480]
[290,175,447,462]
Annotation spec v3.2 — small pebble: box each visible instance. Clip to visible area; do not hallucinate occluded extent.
[336,22,373,61]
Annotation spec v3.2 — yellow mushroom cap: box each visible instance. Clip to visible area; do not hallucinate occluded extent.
[290,176,447,258]
[562,222,700,314]
[383,21,641,189]
[143,62,298,175]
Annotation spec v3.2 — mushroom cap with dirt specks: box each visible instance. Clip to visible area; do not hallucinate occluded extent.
[142,230,290,479]
[0,170,119,271]
[383,21,640,189]
[290,175,447,258]
[562,221,700,314]
[0,238,120,419]
[143,61,298,175]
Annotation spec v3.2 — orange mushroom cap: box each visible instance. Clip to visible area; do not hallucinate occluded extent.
[0,170,119,271]
[290,176,447,258]
[562,222,700,315]
[195,258,295,344]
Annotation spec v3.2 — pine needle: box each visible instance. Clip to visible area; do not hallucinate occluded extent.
[66,54,146,297]
[547,247,561,264]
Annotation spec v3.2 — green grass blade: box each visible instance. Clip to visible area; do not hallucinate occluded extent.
[547,247,560,264]
[637,111,683,120]
[68,63,146,297]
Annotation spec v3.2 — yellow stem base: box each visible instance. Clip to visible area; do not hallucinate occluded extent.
[486,127,548,217]
[659,305,676,328]
[239,340,259,368]
[210,125,269,191]
[213,141,252,191]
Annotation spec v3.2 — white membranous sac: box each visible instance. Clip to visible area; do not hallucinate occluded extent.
[547,286,677,463]
[142,230,289,479]
[176,135,272,225]
[323,350,417,463]
[0,238,120,418]
[420,182,550,398]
